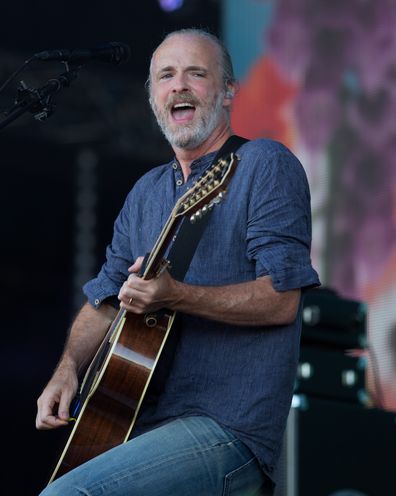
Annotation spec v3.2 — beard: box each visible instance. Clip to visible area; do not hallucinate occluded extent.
[150,90,226,150]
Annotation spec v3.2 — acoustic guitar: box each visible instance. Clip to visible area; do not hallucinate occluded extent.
[49,152,239,483]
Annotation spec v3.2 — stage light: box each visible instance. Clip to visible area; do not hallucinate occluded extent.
[158,0,184,12]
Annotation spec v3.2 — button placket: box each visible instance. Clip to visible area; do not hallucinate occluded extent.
[173,162,184,188]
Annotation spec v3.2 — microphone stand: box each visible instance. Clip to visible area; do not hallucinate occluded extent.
[0,63,82,131]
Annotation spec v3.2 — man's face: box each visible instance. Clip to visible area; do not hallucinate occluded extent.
[149,34,230,150]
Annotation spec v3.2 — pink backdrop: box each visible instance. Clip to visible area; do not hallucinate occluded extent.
[229,0,396,411]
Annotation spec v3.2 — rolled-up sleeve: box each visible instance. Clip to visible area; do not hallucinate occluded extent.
[246,149,320,292]
[83,193,134,308]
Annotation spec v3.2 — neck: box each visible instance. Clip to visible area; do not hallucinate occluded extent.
[173,125,233,182]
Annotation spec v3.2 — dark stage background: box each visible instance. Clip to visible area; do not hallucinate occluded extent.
[0,1,220,494]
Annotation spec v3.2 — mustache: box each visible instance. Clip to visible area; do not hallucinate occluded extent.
[166,93,200,111]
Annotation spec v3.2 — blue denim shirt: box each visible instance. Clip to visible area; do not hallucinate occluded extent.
[83,138,320,480]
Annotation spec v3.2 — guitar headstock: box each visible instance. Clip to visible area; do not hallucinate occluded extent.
[174,152,239,223]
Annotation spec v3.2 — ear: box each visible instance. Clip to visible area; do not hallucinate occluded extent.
[223,81,238,107]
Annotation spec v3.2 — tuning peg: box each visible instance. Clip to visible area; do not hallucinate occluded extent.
[211,191,225,205]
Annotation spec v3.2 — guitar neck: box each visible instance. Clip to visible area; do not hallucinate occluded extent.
[141,208,182,280]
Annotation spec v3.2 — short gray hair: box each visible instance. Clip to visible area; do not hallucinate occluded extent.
[147,28,236,92]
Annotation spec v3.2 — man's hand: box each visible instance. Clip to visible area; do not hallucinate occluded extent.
[36,361,79,430]
[35,302,117,431]
[118,256,181,313]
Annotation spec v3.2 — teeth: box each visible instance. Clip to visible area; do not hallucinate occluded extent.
[173,103,194,109]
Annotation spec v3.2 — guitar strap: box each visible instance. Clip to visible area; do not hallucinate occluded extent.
[166,135,249,282]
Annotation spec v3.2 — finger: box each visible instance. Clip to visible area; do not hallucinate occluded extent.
[128,256,145,273]
[37,413,69,430]
[120,294,138,311]
[36,398,68,430]
[118,281,134,305]
[57,388,76,422]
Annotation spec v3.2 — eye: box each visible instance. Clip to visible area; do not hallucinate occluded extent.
[192,72,205,78]
[159,73,173,80]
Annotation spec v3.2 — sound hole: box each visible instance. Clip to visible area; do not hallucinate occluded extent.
[145,314,158,327]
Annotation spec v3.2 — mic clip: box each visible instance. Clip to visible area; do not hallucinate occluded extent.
[14,80,55,122]
[1,62,81,129]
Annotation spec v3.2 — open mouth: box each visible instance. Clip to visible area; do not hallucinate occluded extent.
[171,102,196,123]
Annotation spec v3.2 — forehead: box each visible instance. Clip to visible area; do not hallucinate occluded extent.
[151,34,222,75]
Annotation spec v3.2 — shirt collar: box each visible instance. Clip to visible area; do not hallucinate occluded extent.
[172,150,218,173]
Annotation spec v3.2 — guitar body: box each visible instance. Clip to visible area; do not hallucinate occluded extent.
[50,310,175,482]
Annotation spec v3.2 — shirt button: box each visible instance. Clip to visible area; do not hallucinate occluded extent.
[94,298,100,306]
[176,179,183,186]
[172,163,178,170]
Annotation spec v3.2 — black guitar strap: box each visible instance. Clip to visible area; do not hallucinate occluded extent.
[167,135,249,282]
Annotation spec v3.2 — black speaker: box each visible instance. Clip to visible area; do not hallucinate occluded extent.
[302,288,367,349]
[295,346,367,404]
[274,395,396,496]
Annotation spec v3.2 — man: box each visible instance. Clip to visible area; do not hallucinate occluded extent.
[36,28,320,495]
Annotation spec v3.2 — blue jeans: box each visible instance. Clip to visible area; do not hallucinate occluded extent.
[40,415,272,495]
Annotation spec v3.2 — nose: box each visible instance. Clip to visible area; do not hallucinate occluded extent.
[171,72,190,93]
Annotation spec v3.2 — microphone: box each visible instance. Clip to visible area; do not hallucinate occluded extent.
[33,42,131,65]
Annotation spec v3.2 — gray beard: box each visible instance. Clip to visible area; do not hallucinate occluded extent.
[151,91,226,150]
